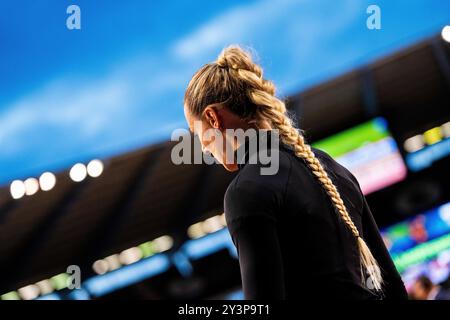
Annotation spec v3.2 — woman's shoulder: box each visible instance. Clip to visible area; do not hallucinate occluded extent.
[230,146,294,193]
[310,146,365,214]
[310,146,363,191]
[224,149,293,224]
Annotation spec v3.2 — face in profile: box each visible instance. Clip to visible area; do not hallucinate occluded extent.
[184,104,239,172]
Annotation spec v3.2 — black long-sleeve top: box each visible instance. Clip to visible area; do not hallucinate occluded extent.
[224,129,408,300]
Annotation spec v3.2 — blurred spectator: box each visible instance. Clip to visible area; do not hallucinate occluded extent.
[410,275,450,300]
[409,215,428,244]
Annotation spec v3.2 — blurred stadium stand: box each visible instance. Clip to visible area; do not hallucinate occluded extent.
[0,34,449,300]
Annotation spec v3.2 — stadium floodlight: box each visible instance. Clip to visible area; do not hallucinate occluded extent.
[24,178,40,196]
[10,180,25,199]
[35,280,54,295]
[403,134,424,153]
[92,259,109,275]
[442,25,450,43]
[202,215,224,234]
[104,254,121,271]
[119,247,142,265]
[87,159,104,178]
[39,172,56,191]
[153,235,173,252]
[18,284,40,300]
[70,163,87,182]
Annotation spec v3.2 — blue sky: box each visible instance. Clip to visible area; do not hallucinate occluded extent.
[0,0,449,185]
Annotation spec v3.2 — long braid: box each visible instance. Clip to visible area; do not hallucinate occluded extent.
[185,45,384,292]
[218,45,383,291]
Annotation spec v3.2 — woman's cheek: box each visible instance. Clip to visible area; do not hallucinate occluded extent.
[216,136,231,164]
[200,136,215,157]
[200,131,227,164]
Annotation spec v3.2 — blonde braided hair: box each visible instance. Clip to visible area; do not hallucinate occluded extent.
[184,45,383,292]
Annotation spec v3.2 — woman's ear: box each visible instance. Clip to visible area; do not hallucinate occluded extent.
[203,106,222,129]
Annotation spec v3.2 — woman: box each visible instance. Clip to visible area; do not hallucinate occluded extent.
[183,45,408,300]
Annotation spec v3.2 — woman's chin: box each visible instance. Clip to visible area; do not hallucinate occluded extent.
[221,162,239,172]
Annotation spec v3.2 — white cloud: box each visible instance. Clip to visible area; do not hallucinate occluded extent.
[172,0,300,60]
[171,0,363,94]
[0,77,129,145]
[0,53,190,157]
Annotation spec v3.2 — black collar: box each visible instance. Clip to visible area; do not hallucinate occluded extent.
[233,129,257,170]
[233,129,291,170]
